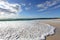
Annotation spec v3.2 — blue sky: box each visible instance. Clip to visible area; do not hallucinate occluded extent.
[2,0,60,18]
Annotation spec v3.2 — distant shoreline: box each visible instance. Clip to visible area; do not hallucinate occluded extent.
[0,18,60,21]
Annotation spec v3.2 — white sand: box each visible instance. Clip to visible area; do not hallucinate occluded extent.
[0,20,55,40]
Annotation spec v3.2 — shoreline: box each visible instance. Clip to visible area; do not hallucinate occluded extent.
[38,19,60,40]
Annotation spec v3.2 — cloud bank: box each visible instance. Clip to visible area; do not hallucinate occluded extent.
[0,0,22,19]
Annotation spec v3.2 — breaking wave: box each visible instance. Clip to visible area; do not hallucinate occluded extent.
[0,20,55,40]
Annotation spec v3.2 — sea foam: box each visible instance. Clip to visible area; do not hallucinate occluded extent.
[0,20,55,40]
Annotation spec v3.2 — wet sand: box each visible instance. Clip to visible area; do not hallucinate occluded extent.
[39,19,60,40]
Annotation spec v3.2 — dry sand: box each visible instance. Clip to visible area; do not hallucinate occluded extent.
[38,19,60,40]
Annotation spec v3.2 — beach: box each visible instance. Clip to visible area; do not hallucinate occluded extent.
[0,19,59,40]
[38,19,60,40]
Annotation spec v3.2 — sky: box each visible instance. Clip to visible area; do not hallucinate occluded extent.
[0,0,60,18]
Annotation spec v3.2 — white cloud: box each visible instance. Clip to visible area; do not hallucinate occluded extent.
[21,3,31,6]
[25,7,31,10]
[38,8,47,12]
[0,0,22,19]
[28,3,31,5]
[54,5,60,9]
[21,3,26,6]
[37,3,48,11]
[37,0,59,12]
[45,1,57,7]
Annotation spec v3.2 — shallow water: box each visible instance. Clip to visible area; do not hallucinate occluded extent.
[0,20,55,40]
